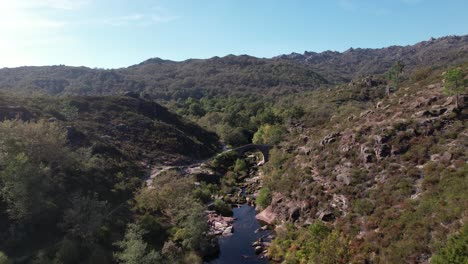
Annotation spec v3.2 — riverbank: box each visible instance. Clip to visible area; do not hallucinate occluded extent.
[205,151,275,262]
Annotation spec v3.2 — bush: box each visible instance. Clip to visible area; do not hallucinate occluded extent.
[256,187,272,210]
[411,67,432,82]
[213,199,232,216]
[352,198,375,215]
[233,158,248,174]
[431,225,468,264]
[0,252,11,264]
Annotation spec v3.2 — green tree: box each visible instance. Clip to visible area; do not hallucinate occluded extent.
[114,224,162,264]
[233,158,247,174]
[252,124,286,145]
[213,199,232,216]
[61,193,109,240]
[0,120,70,220]
[387,60,405,91]
[444,68,466,109]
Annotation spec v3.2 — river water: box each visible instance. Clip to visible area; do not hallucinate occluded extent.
[208,204,271,264]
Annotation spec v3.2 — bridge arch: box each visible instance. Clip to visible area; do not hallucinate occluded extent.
[229,144,274,165]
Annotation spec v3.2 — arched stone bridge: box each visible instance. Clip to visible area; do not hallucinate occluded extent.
[147,144,274,187]
[227,144,274,164]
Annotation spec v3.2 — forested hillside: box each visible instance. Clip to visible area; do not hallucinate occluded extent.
[0,36,466,100]
[0,94,220,263]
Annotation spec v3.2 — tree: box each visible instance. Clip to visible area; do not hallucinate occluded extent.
[0,120,70,221]
[386,61,405,92]
[114,224,162,264]
[252,124,286,145]
[61,193,109,240]
[444,68,466,109]
[233,158,247,174]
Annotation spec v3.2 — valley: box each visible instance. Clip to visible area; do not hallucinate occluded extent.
[0,35,466,264]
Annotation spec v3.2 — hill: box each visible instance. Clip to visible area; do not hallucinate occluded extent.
[0,35,466,99]
[0,93,220,164]
[277,35,468,83]
[259,62,468,263]
[0,93,221,262]
[0,56,327,99]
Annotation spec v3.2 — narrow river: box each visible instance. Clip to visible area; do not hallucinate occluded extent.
[208,204,271,264]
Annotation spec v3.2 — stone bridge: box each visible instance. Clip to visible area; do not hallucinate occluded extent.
[228,144,274,164]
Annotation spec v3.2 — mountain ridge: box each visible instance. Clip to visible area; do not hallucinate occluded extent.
[0,35,466,99]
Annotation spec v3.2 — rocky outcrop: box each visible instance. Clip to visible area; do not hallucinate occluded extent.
[320,132,341,146]
[255,206,277,225]
[207,212,235,236]
[360,144,374,163]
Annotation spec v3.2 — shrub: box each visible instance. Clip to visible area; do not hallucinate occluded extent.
[411,67,432,82]
[352,198,375,216]
[233,158,248,174]
[213,199,232,216]
[431,225,468,264]
[256,187,272,210]
[0,252,11,264]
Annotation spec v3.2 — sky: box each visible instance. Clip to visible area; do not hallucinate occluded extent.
[0,0,467,68]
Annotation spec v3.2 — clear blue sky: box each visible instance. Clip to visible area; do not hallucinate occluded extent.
[0,0,467,68]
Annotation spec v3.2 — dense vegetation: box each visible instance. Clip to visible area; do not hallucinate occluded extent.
[0,35,467,263]
[0,95,220,263]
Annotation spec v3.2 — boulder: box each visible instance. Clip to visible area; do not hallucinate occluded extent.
[360,144,374,163]
[256,206,277,225]
[320,132,342,146]
[222,226,233,236]
[440,152,452,163]
[252,241,262,247]
[336,173,351,185]
[298,146,311,156]
[254,246,263,255]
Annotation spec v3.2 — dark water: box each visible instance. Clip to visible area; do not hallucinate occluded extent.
[208,204,270,264]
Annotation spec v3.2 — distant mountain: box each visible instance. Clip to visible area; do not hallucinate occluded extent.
[276,35,468,83]
[0,35,466,98]
[0,55,327,99]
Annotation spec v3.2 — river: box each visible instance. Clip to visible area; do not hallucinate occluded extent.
[208,204,271,264]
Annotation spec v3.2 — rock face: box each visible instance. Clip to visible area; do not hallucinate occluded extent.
[255,206,277,225]
[320,132,341,146]
[360,144,374,163]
